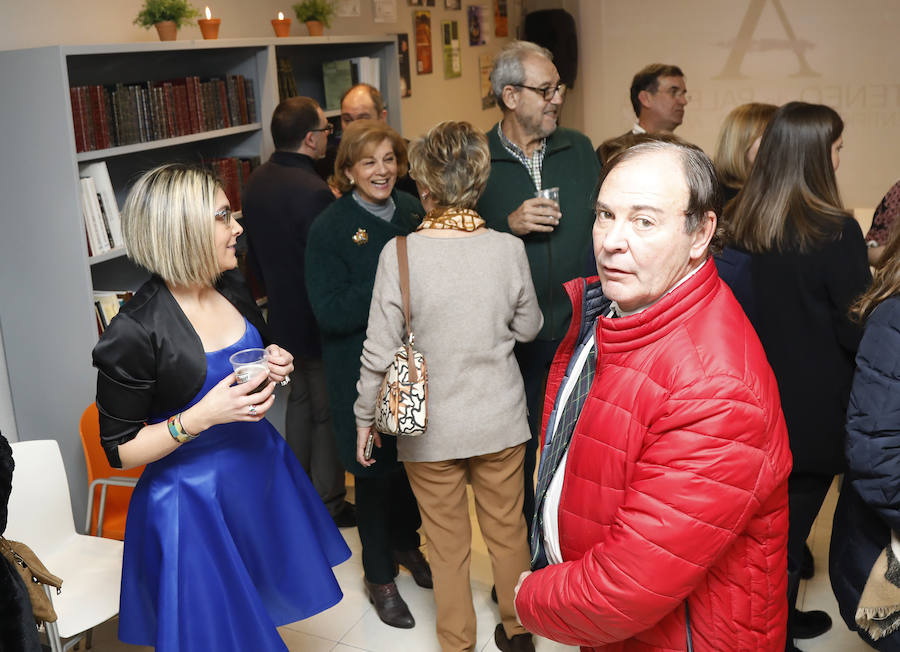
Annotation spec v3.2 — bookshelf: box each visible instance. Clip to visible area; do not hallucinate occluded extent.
[0,35,400,527]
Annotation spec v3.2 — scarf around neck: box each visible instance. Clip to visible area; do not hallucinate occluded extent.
[416,207,486,232]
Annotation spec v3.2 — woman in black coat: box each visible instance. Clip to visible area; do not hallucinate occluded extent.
[724,102,872,649]
[831,222,900,651]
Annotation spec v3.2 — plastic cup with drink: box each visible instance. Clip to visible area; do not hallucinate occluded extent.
[229,348,269,394]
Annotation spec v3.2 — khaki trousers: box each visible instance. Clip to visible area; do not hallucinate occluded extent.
[405,444,530,652]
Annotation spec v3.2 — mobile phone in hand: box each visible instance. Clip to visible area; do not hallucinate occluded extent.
[364,432,375,460]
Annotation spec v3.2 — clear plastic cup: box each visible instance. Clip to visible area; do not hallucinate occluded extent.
[535,187,560,203]
[229,348,269,393]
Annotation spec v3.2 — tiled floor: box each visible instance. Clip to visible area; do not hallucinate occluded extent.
[75,479,871,651]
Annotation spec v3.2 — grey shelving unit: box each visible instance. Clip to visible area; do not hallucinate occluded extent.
[0,35,400,527]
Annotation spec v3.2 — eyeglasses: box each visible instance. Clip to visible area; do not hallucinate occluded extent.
[659,87,689,100]
[214,207,233,225]
[309,123,334,135]
[513,83,566,101]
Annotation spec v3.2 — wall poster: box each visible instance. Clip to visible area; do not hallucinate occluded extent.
[414,11,434,74]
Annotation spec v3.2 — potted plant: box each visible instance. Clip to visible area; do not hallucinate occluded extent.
[292,0,335,36]
[134,0,201,41]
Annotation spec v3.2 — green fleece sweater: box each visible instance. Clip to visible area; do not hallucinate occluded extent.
[305,190,422,476]
[476,123,600,340]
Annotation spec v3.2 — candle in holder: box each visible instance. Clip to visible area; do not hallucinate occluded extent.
[198,6,221,39]
[271,11,291,37]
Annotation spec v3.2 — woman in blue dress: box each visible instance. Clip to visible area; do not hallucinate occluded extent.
[92,163,350,651]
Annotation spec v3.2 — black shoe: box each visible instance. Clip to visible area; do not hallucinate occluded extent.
[392,548,433,589]
[792,608,832,639]
[491,585,498,603]
[494,623,535,652]
[331,501,356,528]
[800,543,815,580]
[364,579,415,629]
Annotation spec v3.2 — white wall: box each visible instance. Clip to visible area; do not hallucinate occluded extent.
[579,0,900,210]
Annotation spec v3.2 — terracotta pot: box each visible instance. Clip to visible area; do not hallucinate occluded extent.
[305,20,324,36]
[271,18,291,37]
[154,20,178,41]
[198,18,221,39]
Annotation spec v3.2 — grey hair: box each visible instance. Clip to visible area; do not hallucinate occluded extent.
[490,41,554,110]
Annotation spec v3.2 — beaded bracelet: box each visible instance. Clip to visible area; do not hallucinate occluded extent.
[167,412,198,444]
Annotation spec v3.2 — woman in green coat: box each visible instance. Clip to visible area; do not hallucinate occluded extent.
[306,120,429,629]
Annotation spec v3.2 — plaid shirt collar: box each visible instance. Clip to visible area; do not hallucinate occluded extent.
[497,121,547,191]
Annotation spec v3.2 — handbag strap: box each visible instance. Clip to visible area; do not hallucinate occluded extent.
[395,236,418,382]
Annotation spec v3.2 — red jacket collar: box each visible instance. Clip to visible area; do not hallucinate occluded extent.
[540,257,719,441]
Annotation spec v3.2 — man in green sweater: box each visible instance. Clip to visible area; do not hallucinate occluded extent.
[476,41,600,544]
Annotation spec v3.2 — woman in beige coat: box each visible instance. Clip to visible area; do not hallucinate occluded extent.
[354,121,542,652]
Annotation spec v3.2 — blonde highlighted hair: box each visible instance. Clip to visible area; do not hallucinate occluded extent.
[333,120,408,195]
[713,102,777,191]
[122,163,222,287]
[408,121,490,209]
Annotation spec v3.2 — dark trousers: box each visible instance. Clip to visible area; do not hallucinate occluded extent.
[284,358,346,516]
[354,466,422,584]
[786,471,833,618]
[514,337,562,536]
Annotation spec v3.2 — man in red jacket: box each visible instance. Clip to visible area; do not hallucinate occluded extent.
[513,140,792,651]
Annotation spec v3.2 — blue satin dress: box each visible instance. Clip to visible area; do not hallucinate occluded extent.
[117,320,350,651]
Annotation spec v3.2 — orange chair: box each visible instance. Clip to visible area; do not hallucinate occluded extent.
[79,403,145,539]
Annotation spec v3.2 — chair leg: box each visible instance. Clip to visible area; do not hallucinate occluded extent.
[44,619,63,652]
[86,628,92,649]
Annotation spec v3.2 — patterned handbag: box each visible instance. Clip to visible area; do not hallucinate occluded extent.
[375,236,428,437]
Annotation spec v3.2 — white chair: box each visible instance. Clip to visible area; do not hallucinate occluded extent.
[6,440,124,652]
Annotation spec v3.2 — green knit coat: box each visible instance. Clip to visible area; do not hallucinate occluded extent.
[305,190,423,476]
[476,124,600,341]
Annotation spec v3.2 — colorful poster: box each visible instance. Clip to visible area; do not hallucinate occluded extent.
[397,33,412,96]
[494,0,508,37]
[442,21,461,79]
[414,11,433,74]
[479,53,496,109]
[467,5,484,46]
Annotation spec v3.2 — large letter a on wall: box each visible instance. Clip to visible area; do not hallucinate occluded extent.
[715,0,820,79]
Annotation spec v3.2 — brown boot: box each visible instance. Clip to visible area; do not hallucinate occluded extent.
[494,623,535,652]
[392,547,433,589]
[364,579,415,629]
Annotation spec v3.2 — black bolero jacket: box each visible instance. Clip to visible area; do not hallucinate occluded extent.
[92,270,269,468]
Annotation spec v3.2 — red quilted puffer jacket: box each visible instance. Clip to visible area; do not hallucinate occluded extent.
[516,259,792,651]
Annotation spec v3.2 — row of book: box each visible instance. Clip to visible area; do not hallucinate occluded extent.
[209,156,261,213]
[94,291,134,334]
[70,75,258,153]
[79,161,123,257]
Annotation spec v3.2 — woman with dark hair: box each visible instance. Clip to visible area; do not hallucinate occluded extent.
[830,218,900,651]
[92,164,350,651]
[725,101,872,650]
[306,120,429,630]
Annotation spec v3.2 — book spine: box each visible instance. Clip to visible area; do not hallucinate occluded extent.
[70,87,86,153]
[236,75,249,125]
[244,78,257,123]
[164,82,177,139]
[216,79,229,129]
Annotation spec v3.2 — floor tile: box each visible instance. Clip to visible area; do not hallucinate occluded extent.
[278,627,337,652]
